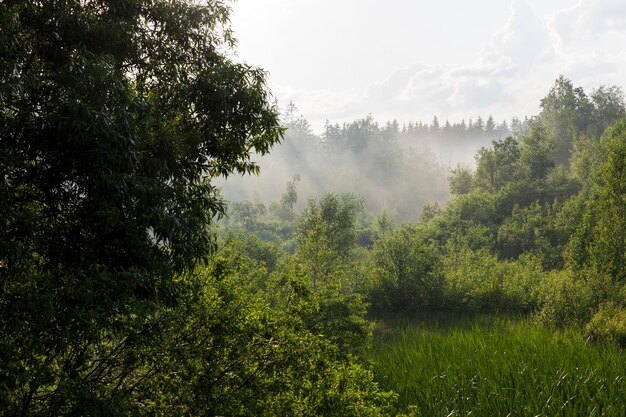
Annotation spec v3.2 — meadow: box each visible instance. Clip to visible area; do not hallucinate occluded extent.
[370,314,626,416]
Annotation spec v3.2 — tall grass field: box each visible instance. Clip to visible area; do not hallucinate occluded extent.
[370,314,626,416]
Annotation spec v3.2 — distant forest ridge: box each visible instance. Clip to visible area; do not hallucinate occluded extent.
[284,102,531,143]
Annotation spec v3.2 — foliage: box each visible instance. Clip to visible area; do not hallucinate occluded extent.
[135,244,396,416]
[540,75,593,164]
[442,248,544,313]
[448,165,473,195]
[270,174,301,222]
[295,193,362,287]
[0,1,282,414]
[418,202,441,223]
[496,202,567,269]
[539,76,625,165]
[474,136,521,191]
[235,111,450,223]
[563,119,626,282]
[6,4,626,411]
[586,299,626,347]
[222,198,297,252]
[534,268,611,328]
[297,194,361,258]
[592,120,626,281]
[518,125,556,180]
[219,232,284,274]
[367,225,443,312]
[212,80,626,417]
[570,134,606,187]
[268,258,373,360]
[589,86,626,137]
[227,200,269,232]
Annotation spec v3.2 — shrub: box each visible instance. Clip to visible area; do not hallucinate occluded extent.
[442,248,544,312]
[367,225,443,312]
[157,243,397,416]
[535,269,611,328]
[585,285,626,346]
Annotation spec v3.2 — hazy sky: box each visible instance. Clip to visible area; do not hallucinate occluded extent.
[231,0,626,131]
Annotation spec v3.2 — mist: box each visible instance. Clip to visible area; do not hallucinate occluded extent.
[218,103,530,222]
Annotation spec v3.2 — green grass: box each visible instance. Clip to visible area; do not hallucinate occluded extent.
[370,313,626,416]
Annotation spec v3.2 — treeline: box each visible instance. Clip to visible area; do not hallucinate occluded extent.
[398,115,523,140]
[291,103,524,144]
[223,107,525,223]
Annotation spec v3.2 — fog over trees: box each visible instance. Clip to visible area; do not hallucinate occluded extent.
[4,1,626,416]
[221,77,622,222]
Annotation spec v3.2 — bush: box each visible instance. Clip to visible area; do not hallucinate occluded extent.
[154,243,397,416]
[535,269,611,328]
[495,202,567,269]
[367,225,443,312]
[442,248,544,313]
[585,292,626,346]
[268,258,374,359]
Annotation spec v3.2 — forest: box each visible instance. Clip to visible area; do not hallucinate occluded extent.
[2,1,626,416]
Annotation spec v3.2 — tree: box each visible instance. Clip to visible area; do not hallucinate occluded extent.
[571,133,606,189]
[510,117,522,137]
[296,194,360,287]
[593,120,626,282]
[448,165,474,195]
[384,119,400,135]
[284,101,313,137]
[431,115,441,136]
[566,120,626,282]
[497,120,510,139]
[228,200,268,232]
[474,137,521,191]
[0,1,282,414]
[590,86,626,137]
[367,225,443,312]
[341,115,378,153]
[473,116,485,135]
[485,115,496,136]
[442,119,452,138]
[540,76,593,164]
[495,202,564,269]
[270,174,301,221]
[459,119,467,133]
[518,125,556,180]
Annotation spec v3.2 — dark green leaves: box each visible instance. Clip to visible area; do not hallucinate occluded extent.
[0,1,282,414]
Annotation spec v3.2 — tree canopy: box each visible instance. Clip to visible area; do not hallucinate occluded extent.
[0,1,282,414]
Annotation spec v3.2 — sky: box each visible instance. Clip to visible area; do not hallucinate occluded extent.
[230,0,626,132]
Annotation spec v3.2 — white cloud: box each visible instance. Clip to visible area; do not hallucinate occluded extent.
[551,0,626,48]
[448,78,509,109]
[547,0,626,90]
[350,1,555,124]
[265,0,626,132]
[482,0,555,72]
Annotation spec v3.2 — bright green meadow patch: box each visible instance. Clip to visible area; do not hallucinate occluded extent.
[370,314,626,416]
